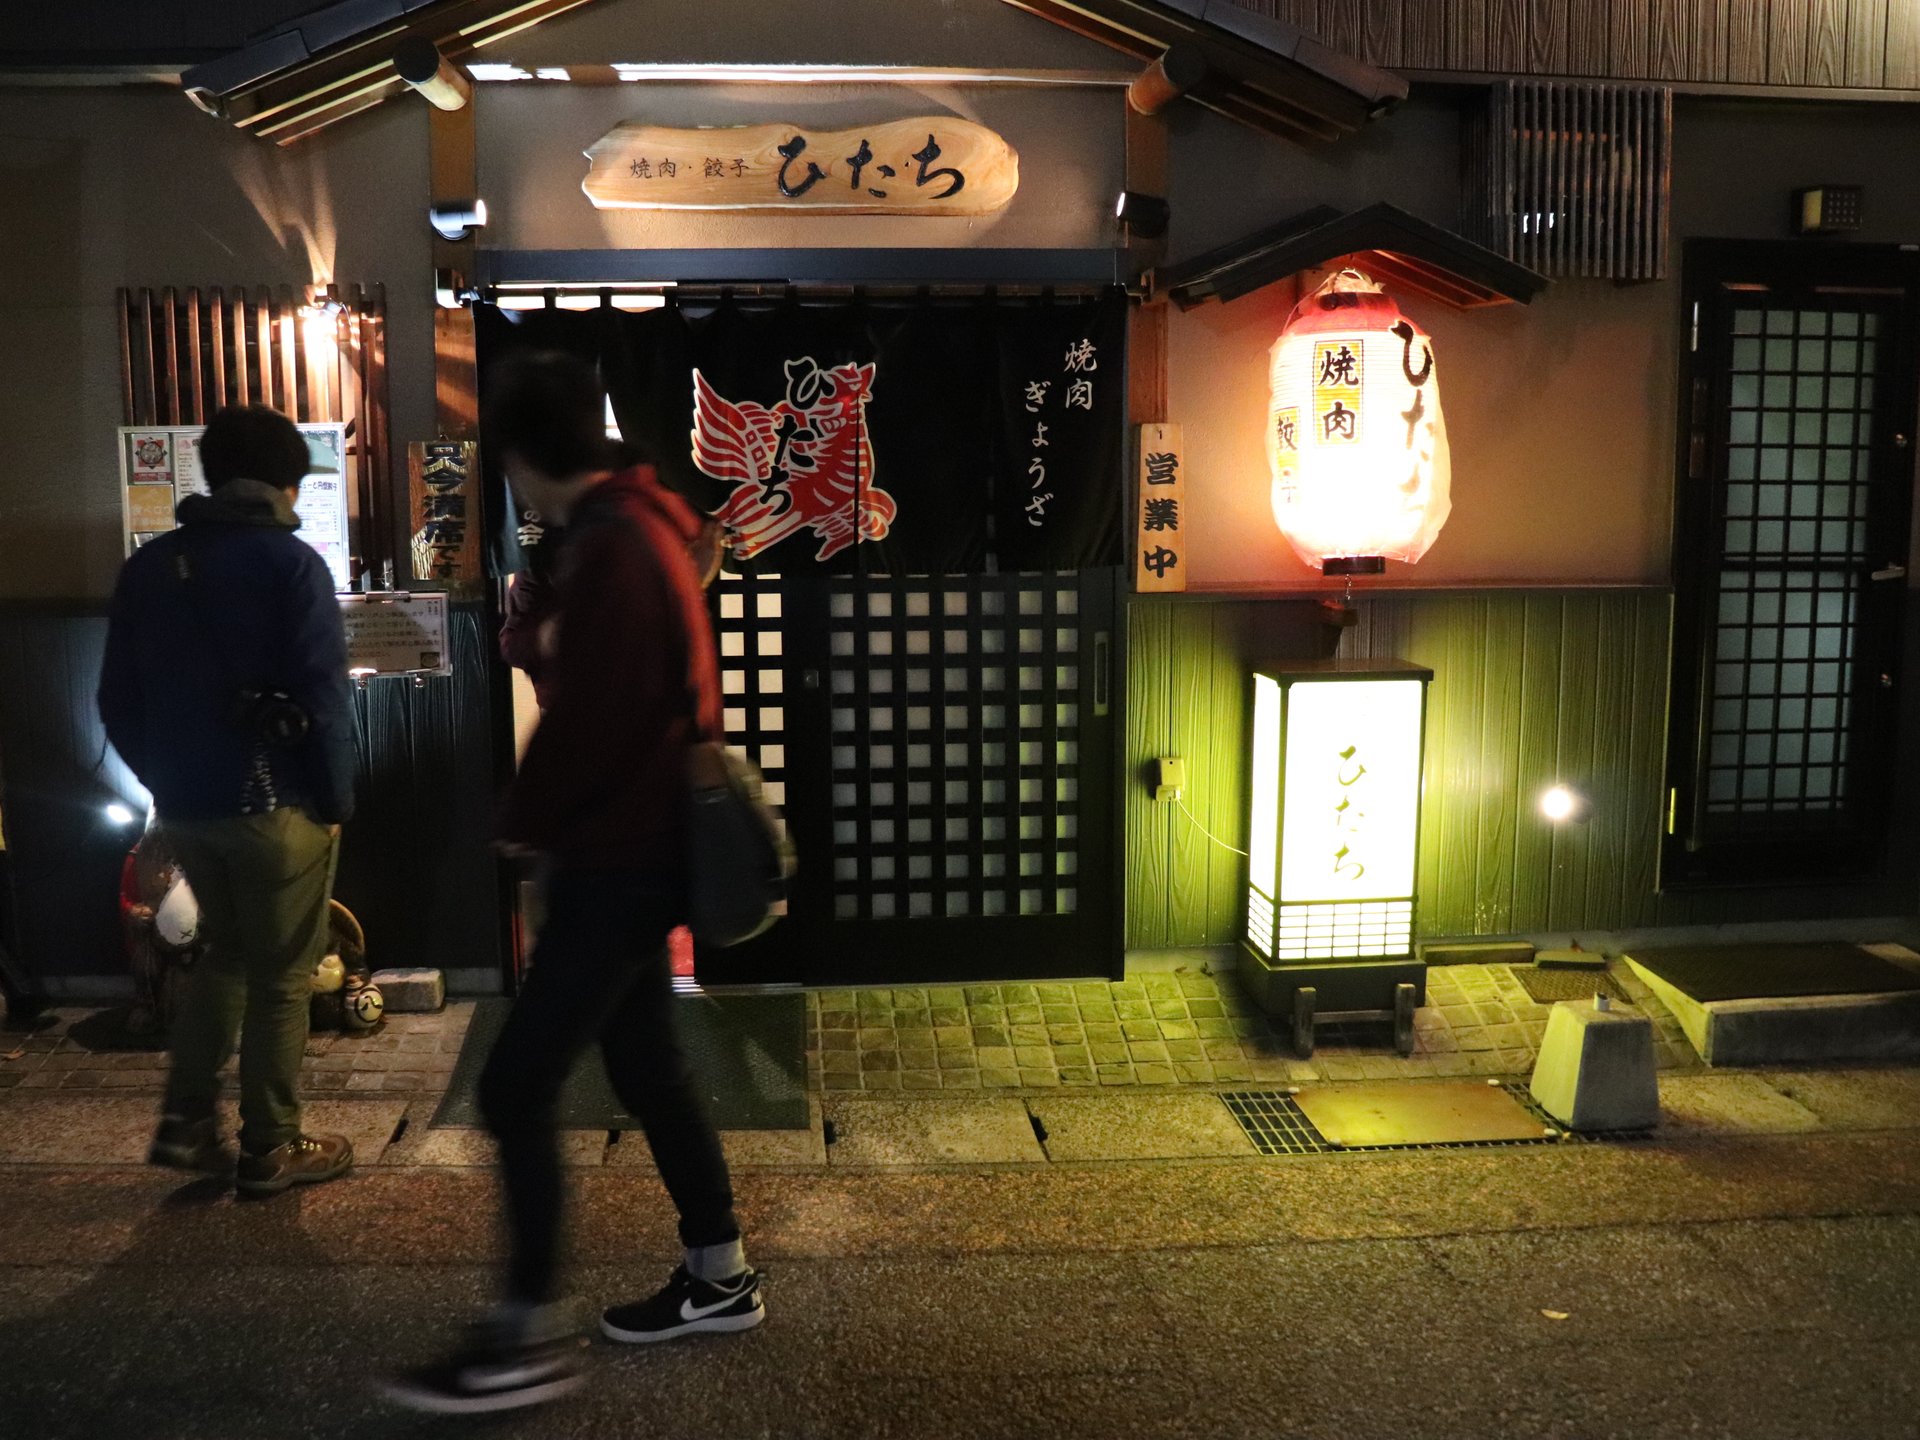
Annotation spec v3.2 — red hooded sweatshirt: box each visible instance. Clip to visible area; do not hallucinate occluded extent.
[499,466,722,869]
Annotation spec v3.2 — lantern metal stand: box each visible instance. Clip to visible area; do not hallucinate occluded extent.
[1240,659,1432,1057]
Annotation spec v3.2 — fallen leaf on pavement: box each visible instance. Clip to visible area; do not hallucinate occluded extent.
[1541,1309,1571,1321]
[2,1048,23,1062]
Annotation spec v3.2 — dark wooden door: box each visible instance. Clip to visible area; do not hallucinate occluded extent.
[696,567,1121,986]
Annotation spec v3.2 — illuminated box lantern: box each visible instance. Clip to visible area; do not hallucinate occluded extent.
[1242,659,1431,1053]
[1266,270,1451,576]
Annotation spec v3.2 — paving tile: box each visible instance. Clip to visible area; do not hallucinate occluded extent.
[970,1026,1010,1049]
[1120,1020,1159,1042]
[862,1071,903,1091]
[822,1051,860,1076]
[1761,1068,1920,1131]
[963,986,1002,1006]
[936,1047,977,1070]
[967,1006,1008,1028]
[924,987,966,1008]
[1127,1040,1170,1063]
[1657,1075,1824,1136]
[1164,1039,1205,1063]
[1019,1068,1060,1088]
[1006,1005,1045,1026]
[980,1068,1023,1089]
[1083,1023,1124,1045]
[1009,1024,1050,1047]
[893,1010,932,1031]
[975,1047,1016,1070]
[1045,1024,1085,1045]
[1114,1000,1154,1021]
[938,1070,980,1089]
[900,1070,942,1091]
[1096,1065,1135,1086]
[1051,1045,1091,1068]
[859,1050,900,1072]
[818,1010,856,1030]
[1059,1066,1097,1086]
[1089,1042,1130,1066]
[1134,1064,1177,1085]
[858,1028,896,1051]
[1034,1093,1256,1161]
[890,988,929,1009]
[1151,1000,1188,1021]
[1176,972,1219,998]
[932,1026,971,1050]
[824,1097,1042,1165]
[824,1072,863,1090]
[1040,1004,1078,1025]
[1076,1001,1118,1023]
[897,1047,937,1072]
[928,1006,967,1028]
[1140,976,1182,998]
[1160,1021,1199,1041]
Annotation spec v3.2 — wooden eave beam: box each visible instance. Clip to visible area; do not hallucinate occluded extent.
[998,0,1404,143]
[189,0,597,144]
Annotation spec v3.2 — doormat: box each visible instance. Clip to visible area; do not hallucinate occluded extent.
[1625,944,1920,1004]
[1293,1080,1558,1148]
[432,994,808,1132]
[1222,1084,1573,1155]
[1513,965,1628,1006]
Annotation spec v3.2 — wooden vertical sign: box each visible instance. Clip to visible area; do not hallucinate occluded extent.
[407,440,482,593]
[1135,422,1185,593]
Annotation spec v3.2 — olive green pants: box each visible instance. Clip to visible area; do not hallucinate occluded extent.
[161,809,338,1153]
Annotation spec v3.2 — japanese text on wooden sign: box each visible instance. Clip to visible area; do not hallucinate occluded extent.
[1135,423,1185,593]
[408,439,479,587]
[583,117,1019,215]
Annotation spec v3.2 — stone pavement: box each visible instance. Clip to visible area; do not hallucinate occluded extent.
[0,958,1701,1106]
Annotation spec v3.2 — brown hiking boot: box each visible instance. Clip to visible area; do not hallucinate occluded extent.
[236,1133,354,1196]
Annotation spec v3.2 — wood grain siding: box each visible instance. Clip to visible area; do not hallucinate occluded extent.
[1124,589,1908,952]
[0,606,504,987]
[1226,0,1920,90]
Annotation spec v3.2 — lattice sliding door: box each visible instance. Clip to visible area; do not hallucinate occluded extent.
[697,568,1120,987]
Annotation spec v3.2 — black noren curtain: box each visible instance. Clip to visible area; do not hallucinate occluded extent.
[476,289,1126,577]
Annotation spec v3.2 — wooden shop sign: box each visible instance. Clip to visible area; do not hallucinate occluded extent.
[407,439,481,591]
[583,116,1019,215]
[1135,423,1185,594]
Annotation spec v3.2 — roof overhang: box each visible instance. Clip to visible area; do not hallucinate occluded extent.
[1153,202,1550,310]
[179,0,600,145]
[997,0,1407,143]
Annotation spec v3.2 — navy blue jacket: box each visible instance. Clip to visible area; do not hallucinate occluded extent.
[98,479,357,825]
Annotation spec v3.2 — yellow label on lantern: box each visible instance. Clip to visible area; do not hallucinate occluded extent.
[1273,406,1299,456]
[1311,339,1362,447]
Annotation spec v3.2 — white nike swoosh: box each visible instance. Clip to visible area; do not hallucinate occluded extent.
[678,1286,749,1322]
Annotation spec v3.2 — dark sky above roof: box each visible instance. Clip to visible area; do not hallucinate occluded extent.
[1,1,361,66]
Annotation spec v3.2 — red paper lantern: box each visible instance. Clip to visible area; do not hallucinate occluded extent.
[1266,270,1451,574]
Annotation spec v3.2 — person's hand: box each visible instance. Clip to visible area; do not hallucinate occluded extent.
[327,824,342,839]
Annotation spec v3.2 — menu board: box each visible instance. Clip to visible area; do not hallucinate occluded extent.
[337,591,452,679]
[119,423,353,591]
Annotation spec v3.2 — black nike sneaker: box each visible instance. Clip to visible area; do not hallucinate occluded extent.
[600,1265,765,1344]
[381,1306,586,1415]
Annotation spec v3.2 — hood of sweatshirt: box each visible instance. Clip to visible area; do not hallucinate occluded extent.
[177,477,301,530]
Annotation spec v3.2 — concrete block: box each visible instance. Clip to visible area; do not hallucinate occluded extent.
[1529,998,1658,1132]
[370,968,445,1013]
[1420,941,1535,967]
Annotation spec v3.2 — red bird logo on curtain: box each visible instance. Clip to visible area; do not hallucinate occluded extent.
[690,356,898,561]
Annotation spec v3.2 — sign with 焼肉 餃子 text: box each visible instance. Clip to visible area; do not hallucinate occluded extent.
[583,117,1019,215]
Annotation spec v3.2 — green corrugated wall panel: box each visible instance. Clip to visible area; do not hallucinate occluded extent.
[1202,604,1253,940]
[1122,587,1916,950]
[1125,602,1173,948]
[1165,602,1216,944]
[1476,596,1528,933]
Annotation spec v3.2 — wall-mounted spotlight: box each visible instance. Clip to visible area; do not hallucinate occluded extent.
[301,282,346,318]
[104,802,137,827]
[1115,190,1171,241]
[1539,785,1589,824]
[429,198,487,242]
[393,37,473,112]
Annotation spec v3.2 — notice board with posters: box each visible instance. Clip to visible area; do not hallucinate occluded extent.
[117,423,353,590]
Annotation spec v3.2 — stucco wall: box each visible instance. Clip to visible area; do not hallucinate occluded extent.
[1163,95,1920,590]
[0,89,433,601]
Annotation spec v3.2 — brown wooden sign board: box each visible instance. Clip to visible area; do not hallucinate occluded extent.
[584,117,1019,215]
[407,439,482,595]
[1134,422,1185,593]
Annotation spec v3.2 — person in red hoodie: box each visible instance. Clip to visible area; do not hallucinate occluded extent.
[386,354,760,1415]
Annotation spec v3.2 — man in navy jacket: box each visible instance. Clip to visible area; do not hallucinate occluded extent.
[99,404,357,1196]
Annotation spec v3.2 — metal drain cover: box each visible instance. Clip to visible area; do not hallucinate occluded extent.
[1295,1080,1554,1148]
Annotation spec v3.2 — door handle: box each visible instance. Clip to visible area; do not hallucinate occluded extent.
[1870,564,1906,582]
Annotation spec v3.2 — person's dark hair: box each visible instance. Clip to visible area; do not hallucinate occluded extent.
[484,351,620,479]
[199,405,310,491]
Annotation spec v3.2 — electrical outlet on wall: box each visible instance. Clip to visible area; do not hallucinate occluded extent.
[1155,756,1185,802]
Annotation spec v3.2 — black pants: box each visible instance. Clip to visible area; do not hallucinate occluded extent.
[478,865,738,1304]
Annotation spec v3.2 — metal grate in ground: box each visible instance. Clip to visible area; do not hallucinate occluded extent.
[1511,965,1628,1006]
[1221,1084,1582,1156]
